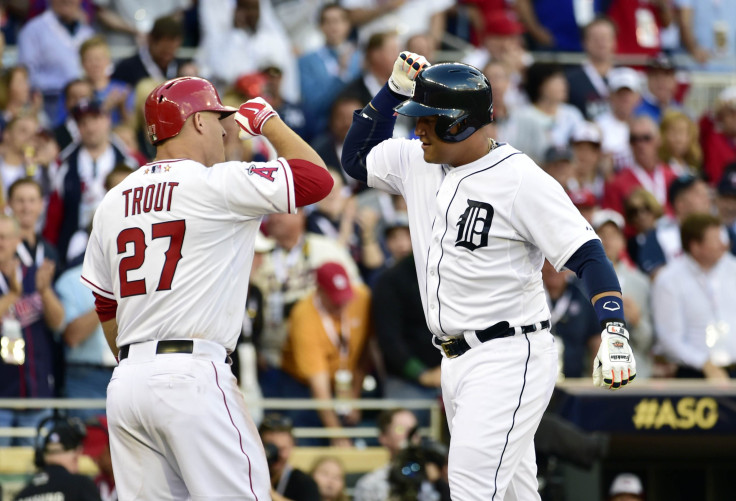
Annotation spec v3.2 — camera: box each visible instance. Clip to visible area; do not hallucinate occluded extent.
[263,441,279,468]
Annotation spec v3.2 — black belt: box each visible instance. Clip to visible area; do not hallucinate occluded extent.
[118,340,195,360]
[436,320,551,359]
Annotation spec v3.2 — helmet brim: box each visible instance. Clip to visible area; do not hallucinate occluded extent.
[394,99,463,119]
[212,106,238,119]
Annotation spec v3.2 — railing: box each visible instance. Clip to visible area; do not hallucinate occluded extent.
[0,397,444,441]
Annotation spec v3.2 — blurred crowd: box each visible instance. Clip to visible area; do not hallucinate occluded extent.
[1,0,736,499]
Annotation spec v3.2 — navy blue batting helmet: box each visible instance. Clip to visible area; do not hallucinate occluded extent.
[394,63,493,143]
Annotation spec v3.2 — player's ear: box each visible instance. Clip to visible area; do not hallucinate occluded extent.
[192,112,205,134]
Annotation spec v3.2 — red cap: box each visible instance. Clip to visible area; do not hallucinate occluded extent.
[316,262,354,307]
[484,10,525,37]
[82,416,109,459]
[568,188,597,208]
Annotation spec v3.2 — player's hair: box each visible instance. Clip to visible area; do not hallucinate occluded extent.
[79,35,110,59]
[658,110,702,172]
[524,63,565,104]
[8,177,42,201]
[680,213,721,253]
[581,15,617,41]
[149,15,183,41]
[319,3,348,24]
[377,408,412,435]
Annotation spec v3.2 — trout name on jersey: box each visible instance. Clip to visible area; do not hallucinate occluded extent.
[122,182,179,217]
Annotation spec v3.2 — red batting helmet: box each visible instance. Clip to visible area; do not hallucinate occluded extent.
[144,77,237,144]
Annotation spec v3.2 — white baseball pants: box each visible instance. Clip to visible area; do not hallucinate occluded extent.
[106,339,271,500]
[441,330,558,500]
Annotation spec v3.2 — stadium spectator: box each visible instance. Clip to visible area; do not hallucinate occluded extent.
[82,416,116,501]
[515,0,598,51]
[543,145,576,191]
[0,214,64,446]
[250,212,361,398]
[7,177,59,273]
[717,165,736,233]
[651,213,736,379]
[658,110,702,176]
[606,0,672,58]
[339,31,399,107]
[17,0,95,120]
[570,121,608,200]
[606,472,645,501]
[595,67,642,172]
[353,408,420,501]
[541,260,600,379]
[280,262,372,446]
[311,96,365,189]
[675,0,736,71]
[43,99,138,267]
[464,9,528,81]
[504,63,584,165]
[299,4,362,137]
[569,187,599,224]
[0,114,47,202]
[94,0,192,47]
[342,0,451,47]
[0,65,48,131]
[14,417,101,501]
[111,15,185,88]
[79,36,134,126]
[634,53,682,124]
[593,209,654,378]
[481,60,523,141]
[602,115,678,216]
[566,16,617,120]
[635,174,713,277]
[306,168,384,281]
[701,86,736,185]
[622,188,664,265]
[52,79,94,151]
[310,456,349,501]
[259,413,321,501]
[197,0,299,103]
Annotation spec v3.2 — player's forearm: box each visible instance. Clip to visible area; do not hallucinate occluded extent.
[309,373,343,429]
[261,117,326,169]
[63,310,101,348]
[341,84,402,183]
[40,289,64,331]
[101,319,119,358]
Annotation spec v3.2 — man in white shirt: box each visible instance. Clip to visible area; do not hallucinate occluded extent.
[651,213,736,379]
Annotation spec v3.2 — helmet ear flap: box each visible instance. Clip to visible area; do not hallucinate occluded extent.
[436,114,474,143]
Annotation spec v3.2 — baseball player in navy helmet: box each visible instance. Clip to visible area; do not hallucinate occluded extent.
[342,52,636,500]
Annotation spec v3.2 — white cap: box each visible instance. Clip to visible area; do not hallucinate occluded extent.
[254,231,276,253]
[716,86,736,111]
[608,67,641,93]
[571,121,602,144]
[609,473,644,496]
[592,209,625,231]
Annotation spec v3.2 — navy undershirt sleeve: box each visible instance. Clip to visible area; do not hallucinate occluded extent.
[564,240,621,298]
[341,84,403,184]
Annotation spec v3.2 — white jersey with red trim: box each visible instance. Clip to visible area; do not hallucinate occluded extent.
[81,157,296,351]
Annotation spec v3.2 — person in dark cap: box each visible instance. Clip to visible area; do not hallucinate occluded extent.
[544,144,576,190]
[16,418,101,501]
[717,163,736,236]
[635,53,682,123]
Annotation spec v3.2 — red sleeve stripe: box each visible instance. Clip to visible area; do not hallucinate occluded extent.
[93,292,118,322]
[81,276,115,299]
[287,159,334,207]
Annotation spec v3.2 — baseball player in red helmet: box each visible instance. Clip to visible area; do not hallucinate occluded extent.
[342,53,636,500]
[81,76,333,500]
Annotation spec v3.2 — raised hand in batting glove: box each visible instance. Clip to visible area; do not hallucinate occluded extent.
[388,51,431,97]
[235,97,279,139]
[593,322,636,390]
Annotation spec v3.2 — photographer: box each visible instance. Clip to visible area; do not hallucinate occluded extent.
[259,413,320,501]
[16,417,101,501]
[387,437,450,501]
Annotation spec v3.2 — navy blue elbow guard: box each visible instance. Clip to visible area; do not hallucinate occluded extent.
[565,239,625,327]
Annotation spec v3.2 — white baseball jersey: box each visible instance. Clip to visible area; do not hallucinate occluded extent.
[366,140,598,338]
[81,157,296,351]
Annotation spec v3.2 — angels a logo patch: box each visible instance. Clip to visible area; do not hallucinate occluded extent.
[247,164,278,182]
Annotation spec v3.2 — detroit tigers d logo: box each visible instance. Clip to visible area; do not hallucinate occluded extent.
[455,200,493,251]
